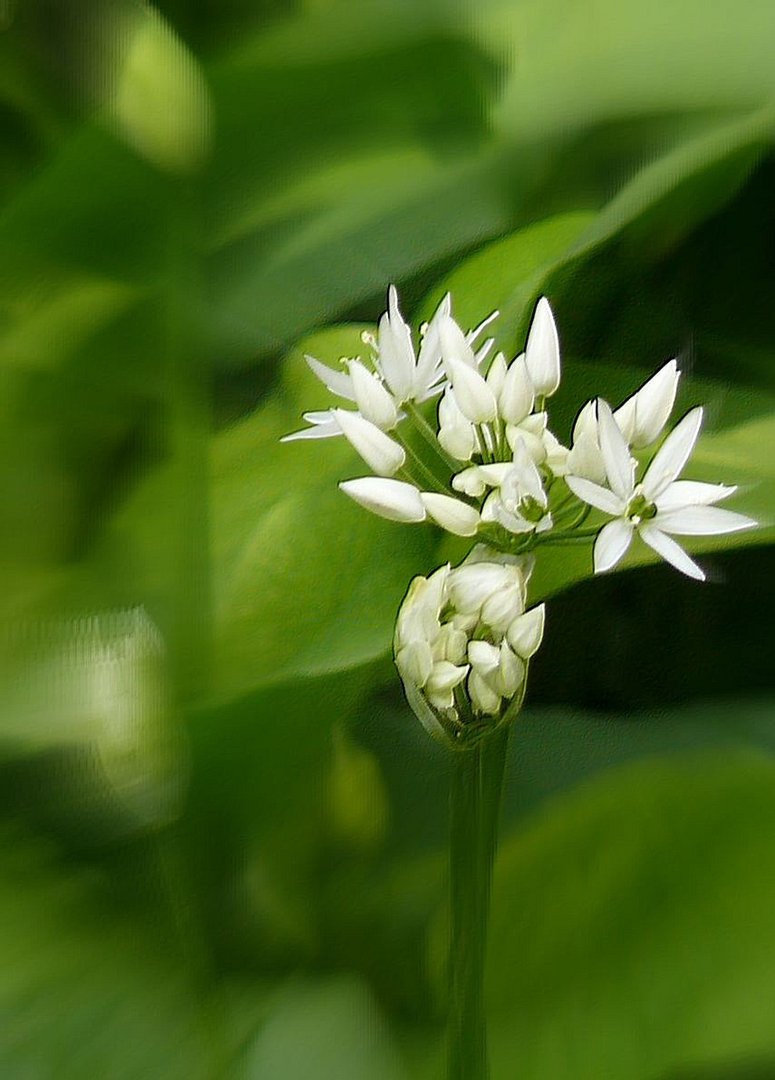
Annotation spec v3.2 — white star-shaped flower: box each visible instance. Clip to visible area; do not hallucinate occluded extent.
[566,400,756,580]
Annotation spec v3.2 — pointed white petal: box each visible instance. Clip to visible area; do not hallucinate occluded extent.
[511,438,546,503]
[499,354,534,424]
[281,411,341,441]
[565,475,625,515]
[654,505,756,536]
[466,308,499,346]
[654,481,736,510]
[447,359,497,423]
[567,432,606,484]
[395,641,433,688]
[506,604,545,659]
[614,359,680,448]
[467,639,500,676]
[494,642,525,697]
[485,352,507,395]
[420,493,480,537]
[347,360,398,430]
[596,399,635,502]
[594,519,634,573]
[339,477,426,522]
[439,314,478,373]
[304,354,356,401]
[426,660,469,697]
[524,297,560,397]
[377,286,415,400]
[639,524,705,580]
[334,410,405,476]
[642,407,703,499]
[452,467,487,497]
[572,399,598,443]
[468,670,501,715]
[414,294,449,395]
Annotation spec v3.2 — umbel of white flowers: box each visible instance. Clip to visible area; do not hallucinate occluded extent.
[394,548,545,747]
[284,286,756,737]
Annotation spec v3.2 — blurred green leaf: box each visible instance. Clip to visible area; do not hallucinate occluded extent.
[239,975,408,1080]
[484,749,775,1079]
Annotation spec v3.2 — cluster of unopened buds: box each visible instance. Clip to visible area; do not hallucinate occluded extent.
[284,287,755,746]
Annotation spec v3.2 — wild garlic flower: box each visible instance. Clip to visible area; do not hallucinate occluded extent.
[283,286,757,743]
[394,549,545,747]
[566,400,756,580]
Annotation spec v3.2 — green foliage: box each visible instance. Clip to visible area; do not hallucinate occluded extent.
[1,0,774,1076]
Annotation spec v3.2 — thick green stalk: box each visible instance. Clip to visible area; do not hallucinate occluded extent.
[448,727,510,1080]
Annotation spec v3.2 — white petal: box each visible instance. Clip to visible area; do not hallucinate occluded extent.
[506,604,545,659]
[426,660,469,696]
[447,359,498,424]
[339,477,426,523]
[642,407,703,500]
[639,524,705,581]
[304,354,356,401]
[439,314,478,373]
[414,294,449,396]
[420,493,480,537]
[467,639,500,676]
[476,463,513,487]
[494,643,525,698]
[593,518,634,573]
[565,475,625,515]
[485,352,507,395]
[452,467,486,497]
[334,410,405,476]
[377,285,415,400]
[596,399,635,502]
[466,308,499,347]
[524,297,560,397]
[654,481,736,510]
[654,505,756,536]
[468,670,501,715]
[481,585,524,633]
[438,420,476,462]
[511,438,546,503]
[567,432,606,484]
[572,400,598,443]
[498,354,534,425]
[395,641,433,688]
[281,413,341,441]
[614,359,679,449]
[347,360,398,430]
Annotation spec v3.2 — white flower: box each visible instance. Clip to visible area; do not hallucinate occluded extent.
[481,439,552,535]
[507,604,545,658]
[333,409,405,476]
[339,477,426,522]
[524,297,560,398]
[566,400,756,580]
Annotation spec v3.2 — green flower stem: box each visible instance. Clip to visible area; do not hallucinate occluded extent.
[448,726,510,1080]
[405,401,462,473]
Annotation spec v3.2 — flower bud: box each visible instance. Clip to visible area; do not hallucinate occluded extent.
[339,477,426,522]
[447,360,498,424]
[507,604,545,658]
[420,492,480,537]
[499,354,534,424]
[334,410,405,476]
[346,360,398,430]
[524,296,560,397]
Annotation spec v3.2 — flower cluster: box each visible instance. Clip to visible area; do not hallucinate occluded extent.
[284,287,755,744]
[394,551,544,746]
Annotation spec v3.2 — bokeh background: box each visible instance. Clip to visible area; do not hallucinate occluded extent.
[1,1,774,1077]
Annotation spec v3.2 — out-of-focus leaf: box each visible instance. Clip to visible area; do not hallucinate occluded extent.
[0,828,213,1078]
[484,750,775,1079]
[239,975,407,1080]
[426,106,775,353]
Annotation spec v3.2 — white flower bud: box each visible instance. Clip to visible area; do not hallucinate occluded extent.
[524,296,560,397]
[499,354,534,424]
[334,410,405,476]
[481,585,525,634]
[507,604,545,659]
[614,359,679,449]
[452,467,487,498]
[438,388,476,461]
[420,493,480,537]
[339,477,426,523]
[485,352,507,395]
[439,314,478,372]
[447,359,498,424]
[347,359,398,430]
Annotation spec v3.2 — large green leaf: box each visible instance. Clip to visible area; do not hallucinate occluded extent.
[484,749,775,1079]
